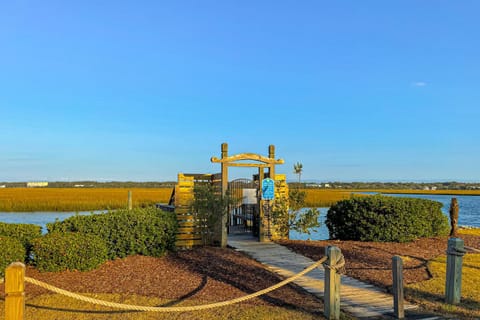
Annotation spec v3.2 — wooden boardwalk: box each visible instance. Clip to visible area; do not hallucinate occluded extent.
[228,234,442,319]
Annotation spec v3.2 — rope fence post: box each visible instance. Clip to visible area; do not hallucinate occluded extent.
[128,190,132,210]
[445,237,465,305]
[5,262,25,320]
[392,256,404,319]
[324,246,341,320]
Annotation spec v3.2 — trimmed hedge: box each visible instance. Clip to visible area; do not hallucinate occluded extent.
[326,195,450,242]
[47,207,177,259]
[0,222,42,260]
[0,236,26,276]
[31,232,108,272]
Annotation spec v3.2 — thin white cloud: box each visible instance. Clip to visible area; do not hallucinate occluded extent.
[412,81,427,87]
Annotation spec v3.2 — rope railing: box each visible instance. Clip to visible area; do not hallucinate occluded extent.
[4,256,327,313]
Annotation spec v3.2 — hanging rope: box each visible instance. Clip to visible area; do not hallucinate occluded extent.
[322,253,346,275]
[18,256,327,312]
[446,246,467,257]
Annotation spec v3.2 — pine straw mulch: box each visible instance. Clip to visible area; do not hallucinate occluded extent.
[277,234,480,290]
[0,247,323,315]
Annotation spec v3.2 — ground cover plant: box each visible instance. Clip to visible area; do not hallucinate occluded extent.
[0,188,172,212]
[32,232,108,272]
[0,236,25,276]
[326,195,450,242]
[47,207,177,259]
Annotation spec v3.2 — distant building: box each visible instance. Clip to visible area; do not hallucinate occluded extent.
[27,181,48,188]
[74,184,85,187]
[431,186,437,191]
[423,186,430,190]
[324,183,331,188]
[0,185,5,188]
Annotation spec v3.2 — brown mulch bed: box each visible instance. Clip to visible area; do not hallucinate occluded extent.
[0,247,322,314]
[277,234,480,290]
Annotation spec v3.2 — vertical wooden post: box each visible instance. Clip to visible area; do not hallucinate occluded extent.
[392,256,404,319]
[5,262,25,320]
[258,167,265,242]
[324,246,341,320]
[217,142,228,248]
[268,145,275,179]
[445,238,464,304]
[127,190,132,210]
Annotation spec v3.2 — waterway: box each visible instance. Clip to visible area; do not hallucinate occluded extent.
[290,193,480,241]
[0,193,478,239]
[0,210,105,233]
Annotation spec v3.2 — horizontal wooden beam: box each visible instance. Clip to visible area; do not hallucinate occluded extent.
[225,163,272,168]
[211,153,284,165]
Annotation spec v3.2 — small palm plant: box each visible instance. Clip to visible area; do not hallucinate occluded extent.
[293,162,303,184]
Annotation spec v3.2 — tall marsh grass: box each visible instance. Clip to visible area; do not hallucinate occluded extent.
[302,189,363,207]
[0,188,172,212]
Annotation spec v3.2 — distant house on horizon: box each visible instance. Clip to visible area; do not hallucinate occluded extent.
[0,185,5,188]
[26,181,48,188]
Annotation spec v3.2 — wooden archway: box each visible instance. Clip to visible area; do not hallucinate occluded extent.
[211,143,286,246]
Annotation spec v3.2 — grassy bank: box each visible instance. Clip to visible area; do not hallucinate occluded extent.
[0,188,172,212]
[405,228,480,319]
[1,187,479,212]
[356,189,480,196]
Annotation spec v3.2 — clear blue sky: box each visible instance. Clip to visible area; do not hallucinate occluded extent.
[1,1,479,182]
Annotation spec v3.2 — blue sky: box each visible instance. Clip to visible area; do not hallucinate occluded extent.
[1,1,479,182]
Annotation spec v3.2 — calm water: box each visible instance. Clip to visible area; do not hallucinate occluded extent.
[1,193,478,239]
[289,193,480,241]
[0,211,105,233]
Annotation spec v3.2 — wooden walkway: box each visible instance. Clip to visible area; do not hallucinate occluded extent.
[228,234,442,319]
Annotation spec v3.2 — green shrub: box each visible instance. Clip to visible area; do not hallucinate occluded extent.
[47,207,177,259]
[32,232,108,272]
[0,236,26,276]
[0,222,42,259]
[326,195,450,242]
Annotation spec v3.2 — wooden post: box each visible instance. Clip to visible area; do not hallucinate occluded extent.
[128,190,132,210]
[392,256,404,319]
[324,246,341,320]
[217,142,228,247]
[445,238,464,304]
[268,145,275,180]
[258,167,265,242]
[5,262,25,320]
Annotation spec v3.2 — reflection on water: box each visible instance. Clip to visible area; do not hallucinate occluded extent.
[0,211,105,233]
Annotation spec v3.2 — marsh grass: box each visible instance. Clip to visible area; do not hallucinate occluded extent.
[302,189,363,207]
[0,188,172,212]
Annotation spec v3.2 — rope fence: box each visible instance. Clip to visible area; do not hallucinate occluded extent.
[3,255,336,319]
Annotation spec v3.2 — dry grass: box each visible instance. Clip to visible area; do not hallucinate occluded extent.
[0,294,323,320]
[459,228,480,236]
[0,188,172,212]
[406,253,480,319]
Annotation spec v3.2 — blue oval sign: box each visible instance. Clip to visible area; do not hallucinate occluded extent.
[261,178,275,200]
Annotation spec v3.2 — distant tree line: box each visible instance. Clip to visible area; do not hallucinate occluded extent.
[289,181,480,190]
[1,180,479,190]
[0,181,176,188]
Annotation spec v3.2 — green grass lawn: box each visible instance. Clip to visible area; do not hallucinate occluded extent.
[406,228,480,319]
